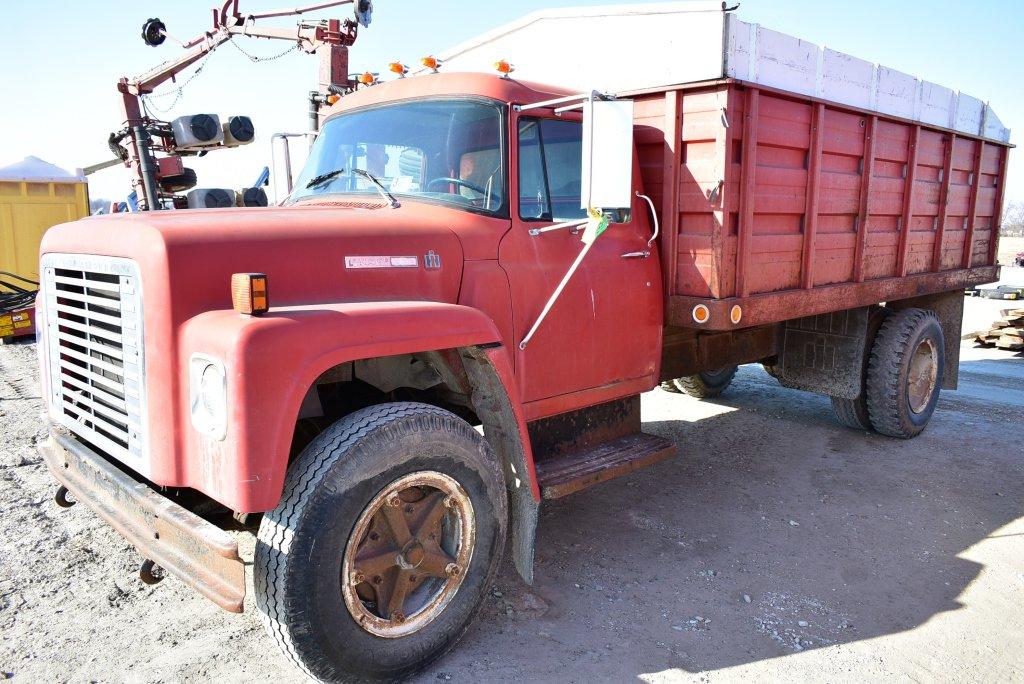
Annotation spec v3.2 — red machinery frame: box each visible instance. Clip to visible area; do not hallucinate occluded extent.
[115,0,369,210]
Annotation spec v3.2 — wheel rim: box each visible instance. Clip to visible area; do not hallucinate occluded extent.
[341,471,475,638]
[907,338,938,414]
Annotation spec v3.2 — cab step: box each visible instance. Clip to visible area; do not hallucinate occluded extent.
[535,432,676,499]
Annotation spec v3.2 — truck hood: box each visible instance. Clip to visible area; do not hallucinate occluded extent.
[39,201,495,322]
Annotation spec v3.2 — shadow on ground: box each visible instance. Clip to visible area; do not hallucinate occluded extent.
[425,360,1024,681]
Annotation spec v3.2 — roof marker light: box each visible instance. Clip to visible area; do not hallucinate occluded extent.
[388,62,408,77]
[494,60,514,78]
[357,72,376,86]
[326,93,341,105]
[421,56,441,72]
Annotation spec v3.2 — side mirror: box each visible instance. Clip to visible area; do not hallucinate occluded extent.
[581,98,634,211]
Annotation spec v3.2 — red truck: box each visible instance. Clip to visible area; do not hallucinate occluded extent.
[37,5,1009,681]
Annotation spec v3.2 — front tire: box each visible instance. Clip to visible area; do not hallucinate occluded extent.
[866,309,944,439]
[255,402,507,682]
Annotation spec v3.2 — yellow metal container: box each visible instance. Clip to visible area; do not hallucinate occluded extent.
[0,157,90,284]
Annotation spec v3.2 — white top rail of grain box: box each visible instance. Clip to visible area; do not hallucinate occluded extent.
[434,1,1010,143]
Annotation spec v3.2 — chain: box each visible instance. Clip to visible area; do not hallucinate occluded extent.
[228,36,300,63]
[140,50,216,115]
[139,37,299,115]
[142,90,183,115]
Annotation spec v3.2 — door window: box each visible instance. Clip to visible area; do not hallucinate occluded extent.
[517,118,587,222]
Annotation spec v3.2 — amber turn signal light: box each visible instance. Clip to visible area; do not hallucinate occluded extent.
[232,273,269,316]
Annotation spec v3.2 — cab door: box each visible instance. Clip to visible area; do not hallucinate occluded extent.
[498,111,663,411]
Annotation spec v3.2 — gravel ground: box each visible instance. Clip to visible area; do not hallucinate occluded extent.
[1,299,1023,682]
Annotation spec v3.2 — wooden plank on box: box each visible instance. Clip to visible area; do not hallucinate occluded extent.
[853,114,877,282]
[931,132,955,272]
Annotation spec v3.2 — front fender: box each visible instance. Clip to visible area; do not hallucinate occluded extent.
[179,301,515,512]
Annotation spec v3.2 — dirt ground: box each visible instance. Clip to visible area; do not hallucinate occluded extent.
[1,295,1023,683]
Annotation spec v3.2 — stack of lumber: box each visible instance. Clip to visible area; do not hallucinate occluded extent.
[973,308,1024,350]
[966,285,1024,299]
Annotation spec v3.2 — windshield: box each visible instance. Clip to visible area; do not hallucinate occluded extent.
[288,99,506,215]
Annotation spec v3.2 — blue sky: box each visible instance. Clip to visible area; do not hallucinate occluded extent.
[0,0,1019,204]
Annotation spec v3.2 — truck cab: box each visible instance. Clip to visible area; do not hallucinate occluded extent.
[37,72,672,680]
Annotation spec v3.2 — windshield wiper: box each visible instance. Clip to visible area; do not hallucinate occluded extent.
[353,168,401,208]
[305,168,346,189]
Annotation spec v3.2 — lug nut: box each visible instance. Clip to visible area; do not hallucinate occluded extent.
[444,496,458,509]
[351,571,366,586]
[445,563,462,577]
[392,610,406,623]
[386,494,401,507]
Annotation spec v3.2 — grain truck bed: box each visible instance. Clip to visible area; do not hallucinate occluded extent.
[632,79,1008,330]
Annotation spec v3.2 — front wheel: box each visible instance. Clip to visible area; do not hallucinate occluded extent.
[255,402,507,682]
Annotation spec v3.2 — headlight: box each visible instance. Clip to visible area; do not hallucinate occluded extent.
[190,354,227,440]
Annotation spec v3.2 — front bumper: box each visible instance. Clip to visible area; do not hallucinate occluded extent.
[40,429,245,612]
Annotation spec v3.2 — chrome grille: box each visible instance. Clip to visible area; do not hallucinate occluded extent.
[41,254,148,475]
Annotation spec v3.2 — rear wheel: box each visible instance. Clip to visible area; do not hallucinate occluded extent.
[255,402,507,682]
[670,366,738,399]
[830,305,890,432]
[866,308,944,438]
[830,394,871,430]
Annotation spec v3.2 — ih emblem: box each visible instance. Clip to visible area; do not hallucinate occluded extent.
[424,250,442,270]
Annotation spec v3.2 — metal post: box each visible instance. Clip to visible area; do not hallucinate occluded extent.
[270,132,314,202]
[132,125,161,211]
[735,88,760,298]
[308,91,321,146]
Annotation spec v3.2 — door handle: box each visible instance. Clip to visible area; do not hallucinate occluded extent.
[635,191,660,251]
[621,192,660,258]
[528,218,589,236]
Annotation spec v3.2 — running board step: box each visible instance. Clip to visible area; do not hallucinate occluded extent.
[535,432,676,499]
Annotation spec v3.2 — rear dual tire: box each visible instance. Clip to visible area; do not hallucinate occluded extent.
[661,366,738,399]
[830,394,872,431]
[865,308,944,439]
[830,307,944,438]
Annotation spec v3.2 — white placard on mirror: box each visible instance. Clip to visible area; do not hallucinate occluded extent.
[581,99,634,210]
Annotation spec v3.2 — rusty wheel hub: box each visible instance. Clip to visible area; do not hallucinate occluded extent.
[342,471,475,638]
[907,338,938,414]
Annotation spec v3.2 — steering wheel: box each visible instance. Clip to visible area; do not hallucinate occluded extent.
[426,176,490,196]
